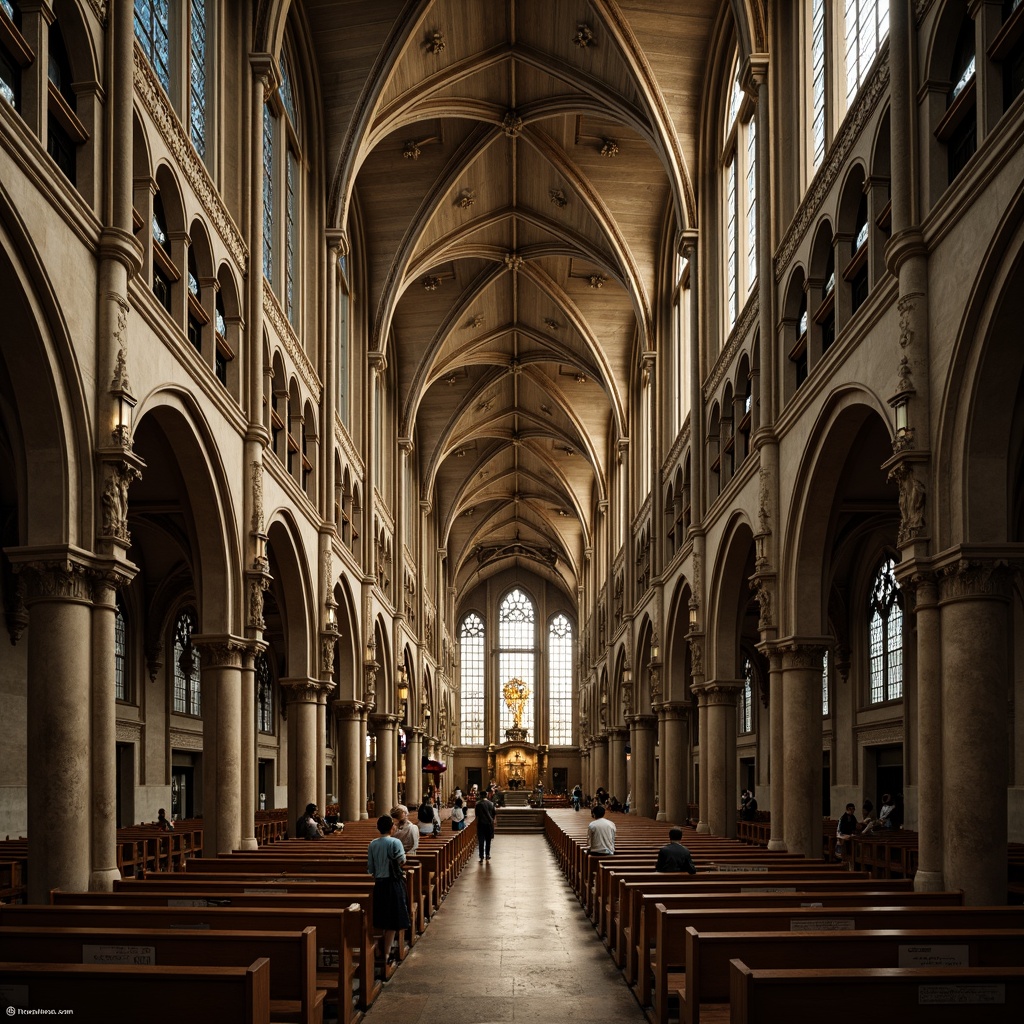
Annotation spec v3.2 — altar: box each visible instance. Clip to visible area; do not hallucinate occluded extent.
[487,677,548,794]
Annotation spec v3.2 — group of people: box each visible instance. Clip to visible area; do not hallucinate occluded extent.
[834,792,899,858]
[585,803,698,875]
[739,788,759,820]
[295,803,344,839]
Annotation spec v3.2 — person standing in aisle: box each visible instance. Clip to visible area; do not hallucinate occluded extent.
[475,787,496,861]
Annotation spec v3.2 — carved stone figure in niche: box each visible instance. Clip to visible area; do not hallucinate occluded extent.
[102,462,141,543]
[888,461,926,543]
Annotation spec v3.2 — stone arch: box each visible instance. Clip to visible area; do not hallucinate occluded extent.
[331,574,360,703]
[781,265,808,403]
[265,513,315,682]
[131,390,240,636]
[708,513,757,681]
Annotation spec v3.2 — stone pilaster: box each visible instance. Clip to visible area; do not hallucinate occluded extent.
[333,702,365,821]
[370,713,401,815]
[281,678,323,829]
[630,715,656,817]
[691,686,710,833]
[763,646,787,850]
[406,726,424,810]
[238,642,265,850]
[591,734,608,794]
[608,728,628,804]
[703,681,741,836]
[660,706,689,824]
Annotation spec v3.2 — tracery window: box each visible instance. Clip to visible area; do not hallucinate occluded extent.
[499,589,535,742]
[722,57,756,334]
[459,613,485,745]
[844,0,889,110]
[941,15,977,184]
[810,0,828,170]
[134,1,210,160]
[548,614,573,745]
[868,557,902,703]
[172,608,200,716]
[256,650,274,734]
[114,600,128,702]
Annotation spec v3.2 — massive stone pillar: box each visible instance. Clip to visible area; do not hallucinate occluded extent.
[371,714,399,814]
[237,645,261,850]
[704,681,740,837]
[406,727,423,810]
[316,690,328,812]
[661,706,689,825]
[764,648,787,850]
[196,638,248,855]
[901,571,943,890]
[283,679,320,827]
[654,710,668,820]
[15,557,94,900]
[358,707,370,818]
[591,735,608,793]
[632,715,657,817]
[608,729,627,803]
[781,642,826,860]
[939,559,1013,904]
[693,688,710,833]
[334,702,364,821]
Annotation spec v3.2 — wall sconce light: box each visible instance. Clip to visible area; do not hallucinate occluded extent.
[111,384,137,446]
[651,634,660,662]
[365,636,377,666]
[894,398,908,434]
[601,691,608,706]
[326,601,337,631]
[623,668,633,686]
[688,603,698,629]
[397,666,409,705]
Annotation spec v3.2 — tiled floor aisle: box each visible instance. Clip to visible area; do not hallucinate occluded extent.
[361,832,649,1023]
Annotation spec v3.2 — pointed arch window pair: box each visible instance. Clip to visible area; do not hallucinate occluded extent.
[172,608,201,716]
[868,557,902,703]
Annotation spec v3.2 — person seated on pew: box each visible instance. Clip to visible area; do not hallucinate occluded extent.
[156,808,174,832]
[390,804,419,853]
[587,803,616,856]
[858,800,878,835]
[655,828,697,873]
[416,795,440,837]
[367,813,412,966]
[296,803,321,840]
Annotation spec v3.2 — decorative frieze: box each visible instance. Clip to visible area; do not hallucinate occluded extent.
[15,558,94,604]
[781,642,825,670]
[939,558,1015,603]
[169,727,202,751]
[263,281,322,402]
[193,638,247,669]
[116,720,142,744]
[704,294,758,401]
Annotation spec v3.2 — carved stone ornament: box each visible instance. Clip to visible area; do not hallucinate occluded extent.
[458,188,476,208]
[939,558,1015,603]
[891,426,916,455]
[423,274,441,291]
[588,274,606,289]
[320,632,337,676]
[194,638,247,669]
[549,188,567,208]
[600,139,619,158]
[110,310,130,391]
[403,140,421,160]
[504,252,524,272]
[247,574,269,629]
[895,355,913,393]
[897,294,916,349]
[886,461,926,545]
[573,23,594,48]
[502,111,523,138]
[14,558,92,605]
[282,680,322,704]
[4,575,28,645]
[101,460,142,544]
[429,31,446,54]
[544,317,560,330]
[648,664,662,702]
[705,682,740,706]
[466,314,484,329]
[757,467,772,538]
[251,461,265,536]
[87,1,107,26]
[783,643,825,670]
[688,635,703,676]
[749,574,774,630]
[622,682,634,714]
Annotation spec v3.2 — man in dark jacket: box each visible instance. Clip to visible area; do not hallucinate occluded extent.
[475,789,497,861]
[655,828,697,873]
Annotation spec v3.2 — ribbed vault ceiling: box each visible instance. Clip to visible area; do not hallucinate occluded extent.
[304,0,720,600]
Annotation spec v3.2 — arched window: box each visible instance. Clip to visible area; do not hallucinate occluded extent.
[172,608,200,715]
[114,599,128,702]
[337,257,351,425]
[499,589,535,741]
[844,0,889,109]
[868,557,902,703]
[214,290,230,386]
[740,656,753,733]
[941,15,977,184]
[459,613,485,745]
[264,54,302,326]
[0,2,23,112]
[152,194,174,313]
[548,614,573,745]
[722,58,757,334]
[134,2,210,159]
[256,650,274,734]
[810,0,829,170]
[187,249,204,352]
[670,252,690,439]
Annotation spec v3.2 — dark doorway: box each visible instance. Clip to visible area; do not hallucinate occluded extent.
[553,767,568,794]
[171,766,194,820]
[258,759,273,810]
[466,766,483,793]
[116,742,134,826]
[875,745,904,826]
[822,750,831,816]
[739,757,755,799]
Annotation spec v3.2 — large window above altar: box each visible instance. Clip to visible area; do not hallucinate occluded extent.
[499,588,535,742]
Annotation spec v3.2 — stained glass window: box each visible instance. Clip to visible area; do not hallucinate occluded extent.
[548,614,573,745]
[256,651,273,733]
[499,589,535,741]
[114,602,127,701]
[134,0,171,94]
[868,557,902,703]
[189,0,207,157]
[459,613,485,745]
[263,104,274,281]
[740,657,753,733]
[811,0,827,169]
[844,0,889,110]
[822,648,830,716]
[172,608,200,715]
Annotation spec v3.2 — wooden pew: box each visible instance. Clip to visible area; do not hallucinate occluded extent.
[617,874,910,984]
[0,957,271,1024]
[0,925,324,1024]
[653,903,1024,1024]
[729,961,1024,1023]
[8,900,372,1021]
[682,927,1024,1024]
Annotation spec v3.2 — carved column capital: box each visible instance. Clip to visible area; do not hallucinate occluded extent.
[778,639,829,671]
[333,700,365,719]
[192,635,248,669]
[11,552,97,605]
[938,557,1017,603]
[280,677,323,704]
[703,679,742,706]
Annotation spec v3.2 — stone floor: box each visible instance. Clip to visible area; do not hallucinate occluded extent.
[361,832,649,1023]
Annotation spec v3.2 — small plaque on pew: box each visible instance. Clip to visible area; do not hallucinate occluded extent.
[741,886,797,893]
[244,888,286,894]
[900,945,969,968]
[169,922,210,929]
[919,984,1005,1004]
[167,898,210,907]
[83,944,156,965]
[714,864,768,872]
[318,947,339,969]
[800,902,824,907]
[789,917,856,931]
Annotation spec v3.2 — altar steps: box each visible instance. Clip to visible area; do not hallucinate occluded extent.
[494,808,547,833]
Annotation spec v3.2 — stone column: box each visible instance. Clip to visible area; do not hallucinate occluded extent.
[632,715,657,817]
[90,567,133,889]
[608,729,627,803]
[406,727,424,810]
[626,718,638,810]
[591,735,608,793]
[282,679,320,828]
[580,744,591,798]
[654,709,668,820]
[334,702,364,821]
[704,681,740,837]
[661,706,689,824]
[939,559,1013,905]
[317,690,328,812]
[781,642,826,860]
[195,637,247,855]
[371,714,400,814]
[764,647,787,850]
[238,644,262,850]
[900,571,942,889]
[693,687,711,833]
[358,707,370,818]
[14,557,93,900]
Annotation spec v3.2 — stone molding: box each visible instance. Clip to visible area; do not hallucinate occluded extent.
[704,293,758,402]
[333,701,365,718]
[13,555,102,605]
[116,719,142,744]
[779,640,827,670]
[192,636,248,669]
[263,280,322,402]
[703,680,741,706]
[281,678,327,704]
[169,727,203,751]
[369,713,401,730]
[938,558,1016,603]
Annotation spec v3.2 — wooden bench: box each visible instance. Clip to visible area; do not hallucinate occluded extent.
[653,903,1024,1024]
[0,925,324,1024]
[729,962,1024,1023]
[0,958,271,1023]
[682,927,1024,1024]
[6,900,371,1022]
